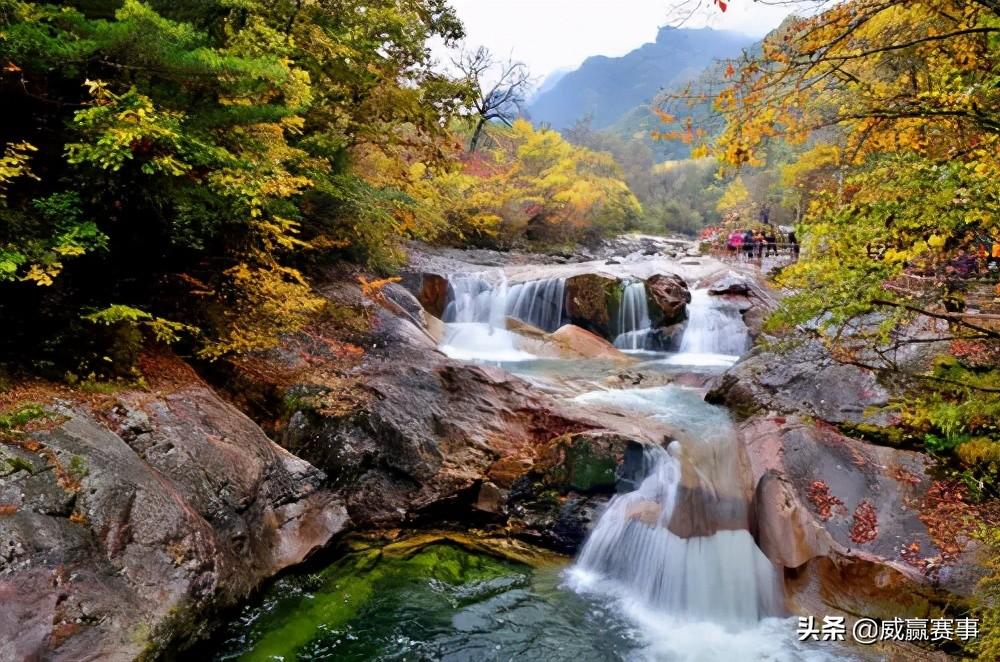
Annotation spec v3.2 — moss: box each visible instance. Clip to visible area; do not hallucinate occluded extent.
[68,455,89,481]
[0,404,47,433]
[838,421,910,447]
[541,436,618,493]
[563,439,617,492]
[225,542,528,662]
[3,456,34,475]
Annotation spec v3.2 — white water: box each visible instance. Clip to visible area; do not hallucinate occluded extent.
[570,445,781,627]
[439,273,572,362]
[665,289,749,367]
[507,277,566,332]
[435,266,851,660]
[613,280,654,350]
[439,273,535,362]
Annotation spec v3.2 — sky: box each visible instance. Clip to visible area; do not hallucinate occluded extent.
[434,0,797,83]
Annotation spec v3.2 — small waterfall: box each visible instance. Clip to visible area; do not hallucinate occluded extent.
[674,289,750,359]
[613,280,653,350]
[441,272,508,326]
[506,278,566,332]
[571,443,782,628]
[438,273,570,362]
[439,273,534,362]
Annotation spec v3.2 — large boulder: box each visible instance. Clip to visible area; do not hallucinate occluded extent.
[706,272,753,296]
[548,325,633,362]
[0,370,346,661]
[563,273,621,339]
[506,320,633,363]
[707,339,895,428]
[744,416,983,620]
[645,273,691,326]
[279,359,600,528]
[399,272,450,319]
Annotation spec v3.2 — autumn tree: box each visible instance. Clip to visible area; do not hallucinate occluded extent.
[453,46,531,152]
[0,0,467,371]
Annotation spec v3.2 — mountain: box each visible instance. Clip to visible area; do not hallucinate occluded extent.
[529,66,573,103]
[526,27,754,131]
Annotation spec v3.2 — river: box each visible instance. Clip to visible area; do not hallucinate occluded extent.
[206,268,859,661]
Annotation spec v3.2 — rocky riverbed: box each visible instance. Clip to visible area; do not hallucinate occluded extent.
[0,236,988,660]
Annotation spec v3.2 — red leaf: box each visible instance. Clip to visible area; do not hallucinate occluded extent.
[717,0,728,12]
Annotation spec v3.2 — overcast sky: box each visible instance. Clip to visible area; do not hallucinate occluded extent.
[434,1,797,82]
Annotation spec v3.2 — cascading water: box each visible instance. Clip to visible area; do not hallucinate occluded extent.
[506,277,566,332]
[569,443,782,628]
[613,280,653,350]
[665,288,750,366]
[438,273,569,362]
[439,272,534,362]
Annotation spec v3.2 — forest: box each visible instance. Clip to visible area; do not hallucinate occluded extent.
[2,0,1000,659]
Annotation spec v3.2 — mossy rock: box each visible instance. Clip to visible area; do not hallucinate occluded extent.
[564,274,621,339]
[537,431,633,493]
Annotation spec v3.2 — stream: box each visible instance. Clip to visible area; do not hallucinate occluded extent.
[207,268,857,661]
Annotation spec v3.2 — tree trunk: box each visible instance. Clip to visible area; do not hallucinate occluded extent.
[469,117,488,153]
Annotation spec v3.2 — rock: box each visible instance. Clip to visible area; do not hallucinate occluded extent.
[706,272,753,296]
[506,432,647,551]
[505,320,632,362]
[0,379,346,661]
[707,340,894,428]
[547,325,633,362]
[474,481,507,515]
[644,322,686,352]
[645,273,691,326]
[563,273,621,339]
[279,360,595,528]
[744,416,982,619]
[400,272,450,319]
[534,430,636,493]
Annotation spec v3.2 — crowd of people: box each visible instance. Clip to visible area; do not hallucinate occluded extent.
[724,225,798,260]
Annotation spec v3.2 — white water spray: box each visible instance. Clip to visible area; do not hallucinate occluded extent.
[439,273,569,362]
[613,280,653,350]
[570,444,782,628]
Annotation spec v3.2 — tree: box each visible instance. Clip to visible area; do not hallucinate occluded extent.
[453,46,531,152]
[0,0,468,370]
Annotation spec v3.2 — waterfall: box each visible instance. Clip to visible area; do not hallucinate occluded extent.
[613,280,653,350]
[439,273,534,362]
[666,289,749,365]
[438,273,569,362]
[506,277,566,332]
[570,443,782,628]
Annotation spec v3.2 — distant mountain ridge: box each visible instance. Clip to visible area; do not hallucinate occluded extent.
[526,27,754,131]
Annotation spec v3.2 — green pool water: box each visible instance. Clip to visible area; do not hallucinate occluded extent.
[207,542,638,661]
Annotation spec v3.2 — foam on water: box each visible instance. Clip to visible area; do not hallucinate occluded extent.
[438,323,536,362]
[677,289,750,356]
[570,445,782,626]
[439,272,574,362]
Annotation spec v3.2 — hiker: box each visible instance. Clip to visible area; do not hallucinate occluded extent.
[759,205,770,225]
[788,230,799,259]
[765,227,777,256]
[743,229,755,260]
[727,230,743,257]
[753,229,766,259]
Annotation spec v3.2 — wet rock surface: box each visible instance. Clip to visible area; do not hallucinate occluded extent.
[645,273,691,326]
[744,414,983,622]
[564,273,621,339]
[0,377,346,661]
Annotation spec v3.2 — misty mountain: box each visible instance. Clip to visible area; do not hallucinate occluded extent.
[526,27,754,131]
